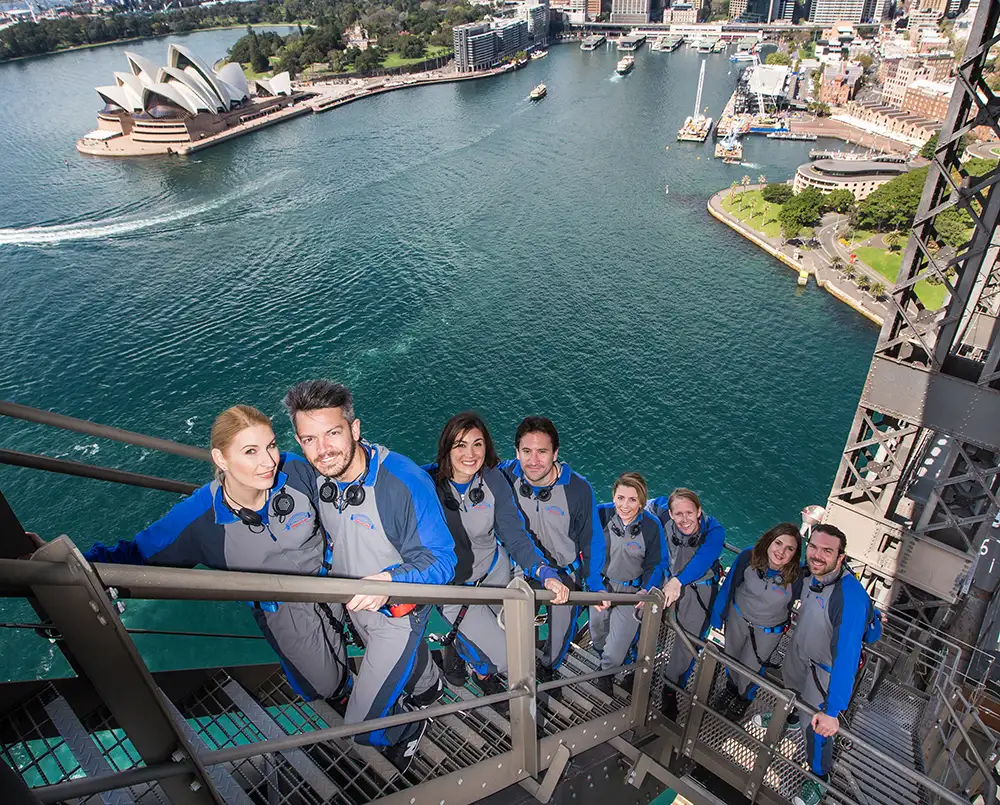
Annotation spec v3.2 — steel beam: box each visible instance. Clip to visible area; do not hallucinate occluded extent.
[627,589,664,729]
[505,577,540,780]
[26,537,222,805]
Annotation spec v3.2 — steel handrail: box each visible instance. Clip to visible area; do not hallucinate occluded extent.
[29,684,530,804]
[0,449,198,494]
[0,556,654,607]
[0,401,211,462]
[662,620,977,805]
[936,680,998,805]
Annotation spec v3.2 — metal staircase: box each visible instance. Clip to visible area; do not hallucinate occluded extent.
[0,538,996,805]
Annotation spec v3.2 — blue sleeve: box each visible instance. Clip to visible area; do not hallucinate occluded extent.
[380,453,457,586]
[486,467,555,583]
[826,579,870,717]
[864,606,883,644]
[280,452,320,504]
[677,515,725,586]
[641,514,666,590]
[711,548,750,629]
[84,484,214,568]
[646,496,671,531]
[571,475,606,593]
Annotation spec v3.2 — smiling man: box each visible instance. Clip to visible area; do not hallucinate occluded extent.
[283,379,456,774]
[752,524,875,805]
[499,416,606,687]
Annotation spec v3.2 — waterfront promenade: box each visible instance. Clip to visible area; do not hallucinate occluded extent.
[788,117,911,154]
[707,186,889,326]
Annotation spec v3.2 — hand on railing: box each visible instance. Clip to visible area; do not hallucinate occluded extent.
[662,577,681,607]
[543,576,570,604]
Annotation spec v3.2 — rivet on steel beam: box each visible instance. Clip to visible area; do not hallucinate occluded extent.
[171,750,185,763]
[190,781,202,792]
[97,616,108,626]
[89,601,100,612]
[458,779,463,785]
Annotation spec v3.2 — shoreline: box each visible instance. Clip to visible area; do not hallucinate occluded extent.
[0,23,302,65]
[706,188,885,327]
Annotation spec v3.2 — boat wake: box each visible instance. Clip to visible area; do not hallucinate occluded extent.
[0,178,274,247]
[740,161,761,168]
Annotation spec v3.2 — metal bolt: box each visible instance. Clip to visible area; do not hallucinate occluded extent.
[89,601,99,612]
[498,762,503,768]
[482,783,487,789]
[97,616,108,626]
[171,750,185,763]
[190,781,202,792]
[458,780,463,786]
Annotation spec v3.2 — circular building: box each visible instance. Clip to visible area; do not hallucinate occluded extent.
[793,159,911,201]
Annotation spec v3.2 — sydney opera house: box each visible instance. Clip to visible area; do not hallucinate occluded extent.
[77,44,304,157]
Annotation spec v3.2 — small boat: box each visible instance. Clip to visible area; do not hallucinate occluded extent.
[529,83,547,100]
[616,56,635,75]
[530,50,548,60]
[665,184,669,194]
[767,131,818,142]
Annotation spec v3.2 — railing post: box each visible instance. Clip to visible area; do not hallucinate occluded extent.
[26,537,224,805]
[628,589,664,729]
[679,644,717,760]
[743,685,794,802]
[504,577,539,780]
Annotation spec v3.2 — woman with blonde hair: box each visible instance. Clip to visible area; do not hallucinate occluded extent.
[588,472,667,697]
[84,405,348,703]
[710,522,804,722]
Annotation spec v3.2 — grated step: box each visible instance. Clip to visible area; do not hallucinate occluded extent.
[43,695,136,805]
[222,680,338,802]
[308,700,401,787]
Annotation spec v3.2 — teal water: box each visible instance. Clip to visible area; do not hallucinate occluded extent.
[0,33,876,681]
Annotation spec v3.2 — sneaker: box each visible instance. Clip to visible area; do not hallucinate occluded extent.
[476,674,509,717]
[536,663,554,685]
[792,779,824,805]
[592,674,614,698]
[751,710,800,731]
[621,672,635,693]
[442,643,468,687]
[325,693,349,718]
[381,719,427,775]
[725,696,752,723]
[407,677,444,709]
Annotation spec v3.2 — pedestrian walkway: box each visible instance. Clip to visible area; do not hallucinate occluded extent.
[707,188,889,326]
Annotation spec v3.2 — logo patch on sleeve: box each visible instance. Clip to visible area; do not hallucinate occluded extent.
[284,512,312,530]
[350,513,375,530]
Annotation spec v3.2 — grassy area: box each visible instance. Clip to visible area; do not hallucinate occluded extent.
[720,190,783,239]
[380,45,451,69]
[240,62,273,80]
[853,245,946,310]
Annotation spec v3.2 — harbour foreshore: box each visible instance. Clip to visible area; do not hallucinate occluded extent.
[707,187,887,326]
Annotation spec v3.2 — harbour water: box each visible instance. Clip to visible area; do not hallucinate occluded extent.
[0,33,877,680]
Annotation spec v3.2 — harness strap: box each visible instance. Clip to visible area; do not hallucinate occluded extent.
[732,601,787,669]
[439,546,501,647]
[604,574,642,588]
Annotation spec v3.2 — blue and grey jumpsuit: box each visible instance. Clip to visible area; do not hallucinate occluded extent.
[499,460,606,671]
[588,504,666,672]
[425,464,560,677]
[711,547,803,700]
[84,453,348,702]
[314,441,456,749]
[783,567,873,778]
[647,498,725,687]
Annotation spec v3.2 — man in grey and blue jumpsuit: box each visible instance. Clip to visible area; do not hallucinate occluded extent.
[589,502,666,679]
[647,496,725,690]
[778,524,876,805]
[426,463,563,681]
[84,453,348,703]
[499,417,605,680]
[285,380,456,769]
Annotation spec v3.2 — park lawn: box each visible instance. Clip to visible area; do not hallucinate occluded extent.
[381,45,451,68]
[241,61,273,80]
[853,246,946,310]
[720,190,782,239]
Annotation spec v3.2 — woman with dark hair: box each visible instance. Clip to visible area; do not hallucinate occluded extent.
[710,522,804,722]
[425,411,569,698]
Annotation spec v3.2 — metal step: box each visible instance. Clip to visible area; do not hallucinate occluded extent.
[42,695,136,805]
[222,679,338,802]
[308,700,402,788]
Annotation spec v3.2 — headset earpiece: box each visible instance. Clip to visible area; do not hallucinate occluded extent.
[319,480,338,503]
[628,522,641,537]
[235,508,263,528]
[468,485,485,505]
[343,484,366,507]
[519,480,532,498]
[272,489,294,518]
[537,487,552,502]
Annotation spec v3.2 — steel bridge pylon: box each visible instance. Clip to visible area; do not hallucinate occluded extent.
[825,0,1000,662]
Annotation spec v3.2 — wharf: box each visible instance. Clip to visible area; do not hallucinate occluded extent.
[581,34,606,49]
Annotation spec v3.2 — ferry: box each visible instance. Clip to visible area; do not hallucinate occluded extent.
[712,39,726,53]
[730,52,755,62]
[767,131,818,142]
[529,83,547,100]
[616,56,635,75]
[696,38,713,54]
[581,34,605,50]
[530,50,548,60]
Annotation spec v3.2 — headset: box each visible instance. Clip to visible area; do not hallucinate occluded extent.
[670,529,701,548]
[809,564,845,594]
[611,520,642,538]
[442,473,486,511]
[518,469,558,502]
[221,486,292,535]
[319,443,371,509]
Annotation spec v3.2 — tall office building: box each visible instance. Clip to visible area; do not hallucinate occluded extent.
[807,0,865,23]
[610,0,651,24]
[525,4,549,46]
[495,18,530,56]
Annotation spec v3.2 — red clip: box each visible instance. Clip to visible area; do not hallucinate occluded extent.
[387,603,417,618]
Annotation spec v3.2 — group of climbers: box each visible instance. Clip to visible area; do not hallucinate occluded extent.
[26,380,880,802]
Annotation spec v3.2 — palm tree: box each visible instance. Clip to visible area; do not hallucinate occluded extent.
[870,281,887,299]
[830,257,845,273]
[843,264,857,280]
[729,180,738,203]
[884,230,903,252]
[856,275,871,291]
[740,175,751,210]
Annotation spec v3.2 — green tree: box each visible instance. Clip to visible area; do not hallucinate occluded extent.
[762,184,794,204]
[883,230,904,251]
[778,187,823,239]
[766,51,791,66]
[856,53,873,70]
[354,46,384,72]
[869,281,887,299]
[919,133,938,160]
[934,207,973,248]
[855,167,930,231]
[251,49,269,73]
[399,35,426,59]
[823,188,856,214]
[856,275,871,291]
[963,158,999,179]
[729,181,738,201]
[830,256,845,273]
